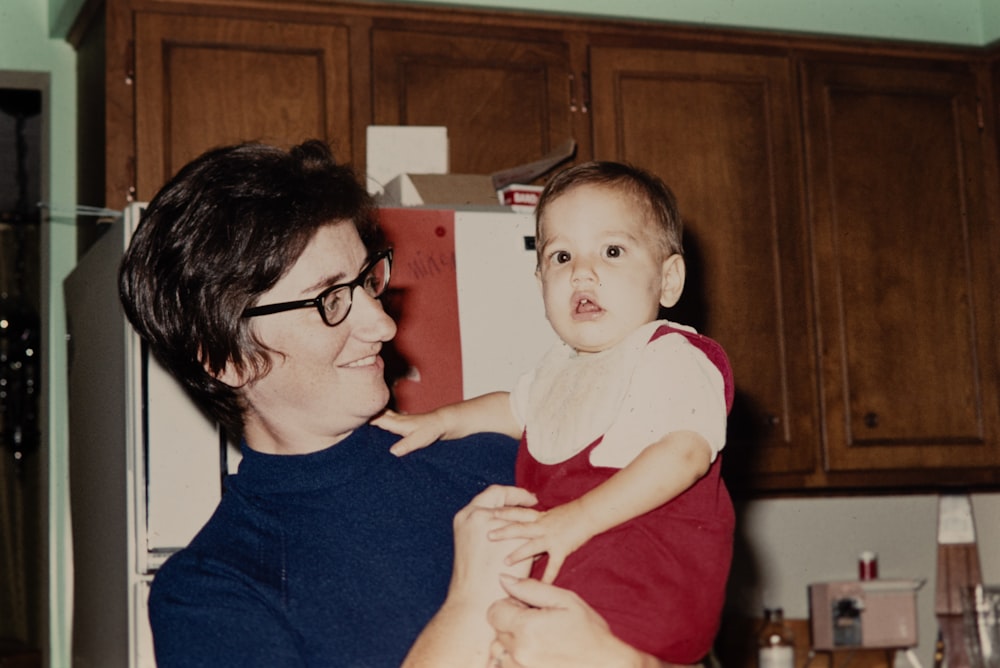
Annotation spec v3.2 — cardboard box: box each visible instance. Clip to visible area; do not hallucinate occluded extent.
[809,580,923,650]
[371,129,577,208]
[381,173,499,207]
[498,184,545,210]
[366,126,449,196]
[382,176,547,210]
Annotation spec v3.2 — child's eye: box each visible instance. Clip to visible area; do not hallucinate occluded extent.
[603,245,624,259]
[551,250,571,264]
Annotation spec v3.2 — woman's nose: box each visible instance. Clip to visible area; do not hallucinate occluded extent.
[350,287,397,341]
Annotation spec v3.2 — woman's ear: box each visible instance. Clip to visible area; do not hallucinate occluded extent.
[202,350,247,388]
[659,254,686,308]
[213,362,247,388]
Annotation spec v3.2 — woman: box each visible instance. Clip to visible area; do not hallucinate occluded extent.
[118,139,683,668]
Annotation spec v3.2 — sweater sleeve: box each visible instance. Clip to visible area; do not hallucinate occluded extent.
[148,551,302,668]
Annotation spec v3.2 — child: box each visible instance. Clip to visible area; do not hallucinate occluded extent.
[374,161,735,664]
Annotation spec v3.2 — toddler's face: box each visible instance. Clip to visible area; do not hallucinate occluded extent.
[536,185,682,354]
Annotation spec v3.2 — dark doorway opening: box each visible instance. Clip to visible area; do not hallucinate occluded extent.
[0,74,46,662]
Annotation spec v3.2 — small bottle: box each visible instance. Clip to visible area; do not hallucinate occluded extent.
[858,551,878,580]
[758,607,795,668]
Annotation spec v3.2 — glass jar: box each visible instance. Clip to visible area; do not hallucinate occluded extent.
[757,607,795,668]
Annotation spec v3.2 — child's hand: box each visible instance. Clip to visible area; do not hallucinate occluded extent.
[487,500,597,584]
[372,409,448,456]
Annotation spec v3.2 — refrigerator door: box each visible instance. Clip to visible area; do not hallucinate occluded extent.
[66,203,230,666]
[140,346,229,570]
[66,212,133,668]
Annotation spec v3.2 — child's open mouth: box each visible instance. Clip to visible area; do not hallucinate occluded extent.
[574,296,603,314]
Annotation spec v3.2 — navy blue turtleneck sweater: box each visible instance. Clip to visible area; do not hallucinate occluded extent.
[148,424,517,668]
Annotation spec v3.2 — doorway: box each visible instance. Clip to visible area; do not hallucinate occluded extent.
[0,72,46,658]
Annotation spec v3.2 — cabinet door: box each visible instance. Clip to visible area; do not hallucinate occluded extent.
[803,59,1000,472]
[134,13,352,201]
[590,47,818,479]
[371,26,572,177]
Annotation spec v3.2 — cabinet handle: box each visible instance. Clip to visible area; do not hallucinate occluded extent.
[863,412,879,428]
[124,39,135,86]
[763,413,780,427]
[126,155,137,202]
[567,72,590,114]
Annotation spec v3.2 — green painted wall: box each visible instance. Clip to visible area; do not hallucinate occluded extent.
[0,0,995,666]
[0,2,75,667]
[985,0,1000,43]
[382,0,995,45]
[45,0,1000,44]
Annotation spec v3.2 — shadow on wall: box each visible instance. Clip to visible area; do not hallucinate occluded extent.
[666,227,766,663]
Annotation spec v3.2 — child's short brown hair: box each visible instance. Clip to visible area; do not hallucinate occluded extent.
[535,161,683,260]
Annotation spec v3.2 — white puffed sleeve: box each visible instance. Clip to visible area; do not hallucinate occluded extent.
[591,332,727,469]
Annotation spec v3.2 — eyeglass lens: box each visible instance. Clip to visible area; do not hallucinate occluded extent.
[320,255,390,326]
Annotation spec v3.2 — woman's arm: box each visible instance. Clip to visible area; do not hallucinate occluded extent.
[401,485,534,668]
[487,577,688,668]
[403,486,695,668]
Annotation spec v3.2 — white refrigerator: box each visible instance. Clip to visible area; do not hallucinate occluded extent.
[64,203,553,667]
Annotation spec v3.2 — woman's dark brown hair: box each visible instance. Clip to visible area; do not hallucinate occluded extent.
[119,140,379,437]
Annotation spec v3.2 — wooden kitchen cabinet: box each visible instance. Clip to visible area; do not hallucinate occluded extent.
[588,44,1000,490]
[69,0,1000,492]
[73,0,361,222]
[802,57,1000,481]
[370,23,574,177]
[588,46,821,483]
[132,12,354,201]
[77,0,580,211]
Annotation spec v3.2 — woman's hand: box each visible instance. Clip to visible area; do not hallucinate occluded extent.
[450,485,536,603]
[487,576,676,668]
[401,485,536,668]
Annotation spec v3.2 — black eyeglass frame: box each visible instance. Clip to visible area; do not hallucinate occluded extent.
[242,248,393,327]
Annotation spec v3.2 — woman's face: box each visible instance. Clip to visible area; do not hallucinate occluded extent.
[233,222,397,455]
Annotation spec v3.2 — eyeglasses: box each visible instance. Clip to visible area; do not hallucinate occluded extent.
[242,248,393,327]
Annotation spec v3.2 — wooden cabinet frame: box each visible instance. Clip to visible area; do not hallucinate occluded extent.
[68,0,1000,493]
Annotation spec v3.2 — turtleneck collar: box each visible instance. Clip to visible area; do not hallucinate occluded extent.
[233,423,395,495]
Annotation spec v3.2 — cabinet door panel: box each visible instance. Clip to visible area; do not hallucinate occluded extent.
[135,13,352,200]
[804,60,1000,470]
[372,28,571,176]
[590,48,817,477]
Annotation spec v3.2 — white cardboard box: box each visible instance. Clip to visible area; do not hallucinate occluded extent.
[366,125,449,196]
